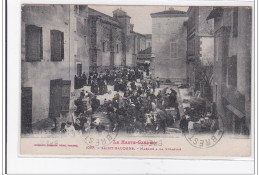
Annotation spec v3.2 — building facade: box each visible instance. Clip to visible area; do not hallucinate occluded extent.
[151,8,188,82]
[187,7,214,99]
[21,5,146,133]
[21,5,79,132]
[207,7,252,135]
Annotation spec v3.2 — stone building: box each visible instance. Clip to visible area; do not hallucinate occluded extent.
[87,8,124,71]
[207,7,252,135]
[151,8,188,82]
[87,8,146,71]
[21,5,82,133]
[112,9,146,67]
[21,5,147,133]
[186,7,214,99]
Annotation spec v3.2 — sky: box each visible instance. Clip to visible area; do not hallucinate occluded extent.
[89,5,189,35]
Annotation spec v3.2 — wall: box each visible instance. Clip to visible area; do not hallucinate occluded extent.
[88,8,124,70]
[212,7,252,133]
[152,16,188,81]
[73,6,90,83]
[21,5,72,123]
[125,35,135,66]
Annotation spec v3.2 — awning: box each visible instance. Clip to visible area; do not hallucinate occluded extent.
[206,7,224,20]
[226,104,245,119]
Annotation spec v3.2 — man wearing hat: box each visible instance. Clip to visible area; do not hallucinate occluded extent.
[91,95,100,113]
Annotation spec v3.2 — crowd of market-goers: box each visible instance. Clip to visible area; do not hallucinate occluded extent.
[62,67,179,135]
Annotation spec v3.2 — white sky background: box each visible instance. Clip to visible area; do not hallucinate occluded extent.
[88,5,189,34]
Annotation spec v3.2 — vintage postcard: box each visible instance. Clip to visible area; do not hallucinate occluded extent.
[20,4,253,157]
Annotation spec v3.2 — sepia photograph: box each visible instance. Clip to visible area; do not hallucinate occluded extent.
[20,4,253,156]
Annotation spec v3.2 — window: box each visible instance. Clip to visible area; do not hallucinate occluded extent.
[25,25,43,62]
[116,44,119,53]
[148,42,151,48]
[170,42,178,58]
[227,55,237,87]
[102,41,105,52]
[51,30,64,61]
[233,7,238,37]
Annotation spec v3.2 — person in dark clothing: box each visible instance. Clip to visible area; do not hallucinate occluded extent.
[180,116,189,133]
[151,81,156,93]
[74,97,84,116]
[74,75,78,89]
[93,82,99,95]
[88,75,92,86]
[140,72,144,80]
[156,77,160,88]
[91,96,100,113]
[80,90,85,98]
[137,87,143,95]
[168,90,177,108]
[82,72,87,86]
[107,103,114,114]
[124,88,131,97]
[146,68,149,76]
[130,81,136,91]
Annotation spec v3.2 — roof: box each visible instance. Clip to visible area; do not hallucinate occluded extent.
[88,8,120,23]
[206,7,224,20]
[151,9,187,17]
[138,47,152,54]
[144,34,152,39]
[131,31,146,37]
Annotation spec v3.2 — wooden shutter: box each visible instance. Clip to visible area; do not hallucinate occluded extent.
[61,32,64,60]
[228,55,237,87]
[25,25,42,61]
[49,79,71,118]
[51,30,64,61]
[233,8,238,37]
[49,79,63,119]
[21,87,32,134]
[61,80,71,112]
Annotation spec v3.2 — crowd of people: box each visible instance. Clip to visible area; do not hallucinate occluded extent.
[61,67,180,135]
[179,102,219,134]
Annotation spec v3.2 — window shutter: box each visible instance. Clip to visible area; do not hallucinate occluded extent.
[25,25,42,61]
[61,80,71,112]
[233,8,238,37]
[61,32,64,60]
[51,30,64,61]
[228,55,237,87]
